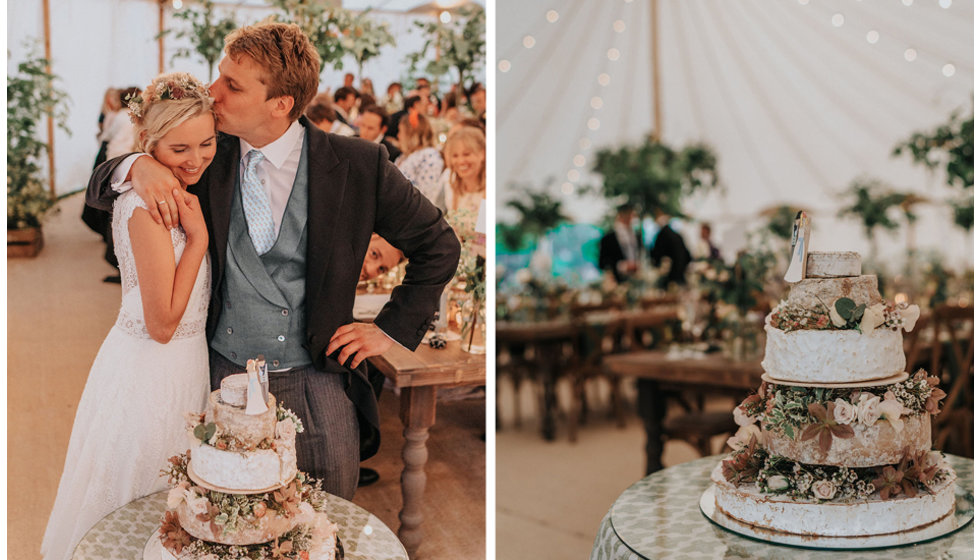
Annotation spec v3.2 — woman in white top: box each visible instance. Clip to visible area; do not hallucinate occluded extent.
[394,111,444,204]
[441,125,486,242]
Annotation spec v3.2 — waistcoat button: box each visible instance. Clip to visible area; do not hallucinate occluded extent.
[277,335,285,342]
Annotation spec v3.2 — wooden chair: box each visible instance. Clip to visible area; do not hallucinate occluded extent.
[928,304,974,457]
[662,408,738,457]
[565,306,625,442]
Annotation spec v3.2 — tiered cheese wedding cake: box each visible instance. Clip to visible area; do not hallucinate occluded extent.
[710,251,956,537]
[155,364,341,559]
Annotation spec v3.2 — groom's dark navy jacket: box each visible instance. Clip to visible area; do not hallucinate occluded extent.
[87,117,461,459]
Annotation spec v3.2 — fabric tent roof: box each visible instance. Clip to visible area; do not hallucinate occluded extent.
[497,0,973,266]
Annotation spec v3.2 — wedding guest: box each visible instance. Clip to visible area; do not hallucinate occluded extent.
[44,72,214,560]
[357,104,401,162]
[104,87,141,159]
[342,72,355,89]
[360,233,405,281]
[388,94,422,145]
[359,77,375,99]
[88,21,460,501]
[697,222,722,261]
[333,85,359,131]
[306,96,355,136]
[381,81,403,115]
[395,111,444,204]
[466,82,486,125]
[598,204,642,283]
[440,125,486,240]
[650,209,692,288]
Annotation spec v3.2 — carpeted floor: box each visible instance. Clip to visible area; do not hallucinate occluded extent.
[9,192,485,560]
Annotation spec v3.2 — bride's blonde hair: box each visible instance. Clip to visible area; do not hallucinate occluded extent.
[128,72,214,154]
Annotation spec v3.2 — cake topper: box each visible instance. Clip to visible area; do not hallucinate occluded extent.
[244,358,269,415]
[783,211,811,283]
[256,354,270,403]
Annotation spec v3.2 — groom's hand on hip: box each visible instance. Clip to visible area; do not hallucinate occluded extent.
[327,323,394,369]
[131,155,182,229]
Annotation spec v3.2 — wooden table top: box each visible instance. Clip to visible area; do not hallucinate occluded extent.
[496,306,679,343]
[370,338,486,389]
[604,350,764,391]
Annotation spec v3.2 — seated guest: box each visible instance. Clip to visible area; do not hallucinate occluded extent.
[333,86,360,130]
[357,104,401,162]
[440,125,486,241]
[650,208,692,288]
[360,233,405,281]
[395,111,444,204]
[599,204,642,283]
[388,94,421,144]
[381,81,403,115]
[306,97,355,136]
[466,82,486,125]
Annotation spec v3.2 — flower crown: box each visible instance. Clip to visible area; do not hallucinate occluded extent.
[126,73,210,122]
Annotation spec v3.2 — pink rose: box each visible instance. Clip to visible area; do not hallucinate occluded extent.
[812,479,837,500]
[857,394,882,427]
[832,398,857,425]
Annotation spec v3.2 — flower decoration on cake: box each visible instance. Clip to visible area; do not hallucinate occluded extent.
[770,297,920,335]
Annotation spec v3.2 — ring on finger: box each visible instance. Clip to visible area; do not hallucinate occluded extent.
[157,200,168,205]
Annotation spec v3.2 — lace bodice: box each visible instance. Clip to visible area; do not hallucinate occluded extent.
[111,190,210,339]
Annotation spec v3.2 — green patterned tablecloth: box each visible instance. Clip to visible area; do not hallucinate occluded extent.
[74,491,407,560]
[591,455,973,560]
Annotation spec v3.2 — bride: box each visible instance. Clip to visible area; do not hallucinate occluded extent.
[41,72,215,560]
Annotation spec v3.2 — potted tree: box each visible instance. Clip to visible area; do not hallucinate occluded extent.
[405,5,485,96]
[160,0,239,82]
[7,46,69,257]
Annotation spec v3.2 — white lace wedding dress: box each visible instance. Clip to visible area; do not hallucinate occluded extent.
[41,190,211,560]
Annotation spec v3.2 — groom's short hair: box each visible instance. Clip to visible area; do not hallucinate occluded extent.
[224,22,321,121]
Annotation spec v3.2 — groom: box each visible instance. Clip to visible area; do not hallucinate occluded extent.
[87,22,460,499]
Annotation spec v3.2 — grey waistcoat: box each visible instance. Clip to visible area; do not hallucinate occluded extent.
[210,141,311,369]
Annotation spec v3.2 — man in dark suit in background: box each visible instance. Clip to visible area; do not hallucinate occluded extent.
[598,204,642,283]
[357,104,401,163]
[86,22,460,500]
[650,208,691,288]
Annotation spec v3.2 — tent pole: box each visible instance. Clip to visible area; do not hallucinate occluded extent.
[42,0,56,197]
[650,0,662,142]
[158,0,166,73]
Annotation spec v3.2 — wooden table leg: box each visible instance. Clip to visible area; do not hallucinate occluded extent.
[397,385,437,558]
[636,379,667,474]
[538,342,561,441]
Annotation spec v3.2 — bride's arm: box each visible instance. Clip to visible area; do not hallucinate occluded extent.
[128,192,209,344]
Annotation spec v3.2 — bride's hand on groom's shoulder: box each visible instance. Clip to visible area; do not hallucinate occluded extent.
[173,190,208,245]
[132,155,182,230]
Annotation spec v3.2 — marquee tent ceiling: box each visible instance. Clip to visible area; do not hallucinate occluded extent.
[497,0,973,264]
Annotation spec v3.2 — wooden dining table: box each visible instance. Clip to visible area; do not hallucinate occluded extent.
[368,337,485,558]
[603,350,764,474]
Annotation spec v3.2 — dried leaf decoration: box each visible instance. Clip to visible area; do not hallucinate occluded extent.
[923,371,947,415]
[872,465,905,500]
[800,402,855,453]
[160,511,192,554]
[721,435,761,485]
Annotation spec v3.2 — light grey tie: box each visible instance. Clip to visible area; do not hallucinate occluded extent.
[241,149,276,254]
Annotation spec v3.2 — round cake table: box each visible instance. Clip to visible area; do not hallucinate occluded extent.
[72,491,408,560]
[591,454,974,560]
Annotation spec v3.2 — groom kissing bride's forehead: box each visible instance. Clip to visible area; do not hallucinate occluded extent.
[87,20,460,502]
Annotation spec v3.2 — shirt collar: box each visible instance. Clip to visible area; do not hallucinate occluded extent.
[239,120,305,169]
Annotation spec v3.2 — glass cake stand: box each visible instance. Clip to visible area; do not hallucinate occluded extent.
[73,491,407,560]
[590,454,973,560]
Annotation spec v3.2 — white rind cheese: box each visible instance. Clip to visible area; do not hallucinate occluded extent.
[762,324,905,383]
[785,275,882,310]
[805,251,861,278]
[711,463,957,537]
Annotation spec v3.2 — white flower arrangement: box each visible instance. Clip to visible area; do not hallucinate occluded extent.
[276,403,305,434]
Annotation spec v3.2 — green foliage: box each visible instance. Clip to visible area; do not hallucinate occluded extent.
[193,421,217,443]
[836,178,912,243]
[893,111,974,230]
[405,5,485,91]
[270,0,348,73]
[497,223,532,253]
[592,138,719,217]
[337,9,395,78]
[834,297,865,327]
[162,0,238,82]
[763,205,799,241]
[503,188,569,240]
[7,44,70,230]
